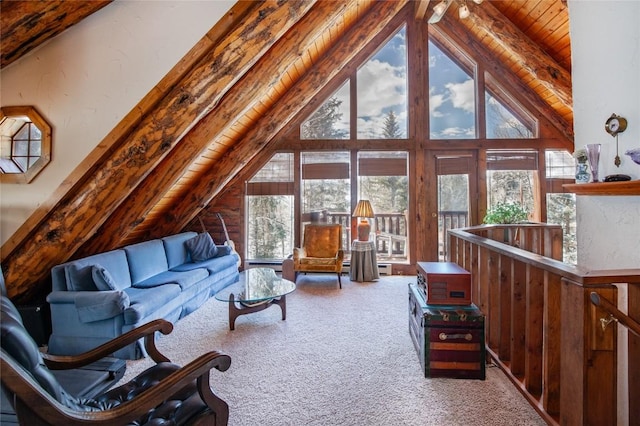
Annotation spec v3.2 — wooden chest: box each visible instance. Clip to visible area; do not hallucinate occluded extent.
[408,284,485,379]
[417,261,471,305]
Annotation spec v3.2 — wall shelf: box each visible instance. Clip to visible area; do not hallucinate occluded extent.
[563,180,640,195]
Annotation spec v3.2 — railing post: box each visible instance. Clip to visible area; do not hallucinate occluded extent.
[560,279,617,425]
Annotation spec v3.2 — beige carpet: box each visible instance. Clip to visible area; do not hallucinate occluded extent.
[121,274,546,426]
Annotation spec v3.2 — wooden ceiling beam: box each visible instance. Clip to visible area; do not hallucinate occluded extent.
[1,0,316,302]
[76,0,371,255]
[152,0,409,237]
[414,0,431,20]
[0,0,112,69]
[462,0,572,110]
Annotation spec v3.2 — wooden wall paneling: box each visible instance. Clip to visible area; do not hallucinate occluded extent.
[525,265,544,397]
[1,0,312,300]
[511,259,526,377]
[543,271,561,417]
[151,0,409,238]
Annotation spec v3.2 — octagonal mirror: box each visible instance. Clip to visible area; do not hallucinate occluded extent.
[0,106,52,183]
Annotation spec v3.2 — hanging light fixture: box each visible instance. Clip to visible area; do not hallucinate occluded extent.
[428,0,480,24]
[428,0,453,24]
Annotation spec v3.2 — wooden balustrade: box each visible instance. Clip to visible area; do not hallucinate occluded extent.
[448,223,640,425]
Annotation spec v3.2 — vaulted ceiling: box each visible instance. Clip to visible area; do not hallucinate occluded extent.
[0,0,573,302]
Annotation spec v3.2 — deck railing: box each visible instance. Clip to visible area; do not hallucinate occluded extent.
[448,223,640,425]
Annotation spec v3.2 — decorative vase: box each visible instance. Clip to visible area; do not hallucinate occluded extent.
[575,162,590,183]
[585,143,601,182]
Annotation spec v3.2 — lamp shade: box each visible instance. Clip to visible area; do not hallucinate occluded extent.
[353,200,375,218]
[353,200,374,241]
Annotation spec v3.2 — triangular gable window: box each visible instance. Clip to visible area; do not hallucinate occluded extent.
[484,73,536,139]
[300,80,350,140]
[428,40,476,139]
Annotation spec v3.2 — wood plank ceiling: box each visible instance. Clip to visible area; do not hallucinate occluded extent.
[0,0,573,302]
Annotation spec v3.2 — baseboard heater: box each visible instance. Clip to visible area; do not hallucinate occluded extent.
[378,263,392,275]
[250,261,392,276]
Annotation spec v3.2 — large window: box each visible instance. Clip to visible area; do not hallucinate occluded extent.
[246,153,295,261]
[428,40,476,139]
[357,25,407,139]
[358,151,408,260]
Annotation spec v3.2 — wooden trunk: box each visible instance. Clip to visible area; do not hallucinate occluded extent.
[417,261,472,306]
[409,284,485,379]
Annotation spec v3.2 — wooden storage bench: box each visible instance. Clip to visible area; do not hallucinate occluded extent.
[408,283,485,379]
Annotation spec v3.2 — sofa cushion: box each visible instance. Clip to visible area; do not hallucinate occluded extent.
[185,233,218,262]
[162,232,198,269]
[123,285,182,325]
[131,269,209,291]
[124,240,170,285]
[91,265,122,291]
[75,291,130,323]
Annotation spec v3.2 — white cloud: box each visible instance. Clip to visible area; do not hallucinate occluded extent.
[445,79,475,113]
[356,59,406,118]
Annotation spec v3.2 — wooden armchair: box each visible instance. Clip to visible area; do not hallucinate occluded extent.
[1,294,231,425]
[293,223,344,288]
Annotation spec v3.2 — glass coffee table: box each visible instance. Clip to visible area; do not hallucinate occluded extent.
[215,268,296,330]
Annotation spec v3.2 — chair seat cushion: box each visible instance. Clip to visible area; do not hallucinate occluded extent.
[88,362,211,425]
[298,258,338,267]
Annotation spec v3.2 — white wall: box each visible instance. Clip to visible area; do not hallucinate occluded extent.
[569,3,640,424]
[0,0,233,246]
[569,0,640,270]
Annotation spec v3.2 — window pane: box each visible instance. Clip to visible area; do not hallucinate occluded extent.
[246,195,294,260]
[358,151,408,260]
[546,150,574,179]
[438,174,469,261]
[246,153,295,261]
[428,41,476,139]
[301,151,351,245]
[30,140,42,157]
[250,153,293,182]
[486,92,534,138]
[12,140,28,156]
[486,170,535,217]
[357,26,407,139]
[300,80,349,140]
[547,193,577,265]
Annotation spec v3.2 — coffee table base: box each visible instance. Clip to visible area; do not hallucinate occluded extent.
[227,293,287,330]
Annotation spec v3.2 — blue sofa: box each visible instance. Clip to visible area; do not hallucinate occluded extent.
[46,232,240,359]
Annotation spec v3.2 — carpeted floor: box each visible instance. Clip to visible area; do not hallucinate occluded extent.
[121,274,546,426]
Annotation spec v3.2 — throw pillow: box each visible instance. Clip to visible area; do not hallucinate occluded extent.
[92,265,119,291]
[64,263,98,291]
[185,232,218,262]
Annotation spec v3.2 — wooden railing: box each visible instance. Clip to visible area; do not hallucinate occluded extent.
[448,223,640,425]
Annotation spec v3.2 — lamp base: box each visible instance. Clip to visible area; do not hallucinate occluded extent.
[357,221,371,241]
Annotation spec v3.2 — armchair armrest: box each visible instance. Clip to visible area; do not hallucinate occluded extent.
[43,319,174,369]
[2,347,231,425]
[337,249,344,262]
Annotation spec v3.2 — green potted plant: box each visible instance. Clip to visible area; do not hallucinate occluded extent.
[483,201,529,224]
